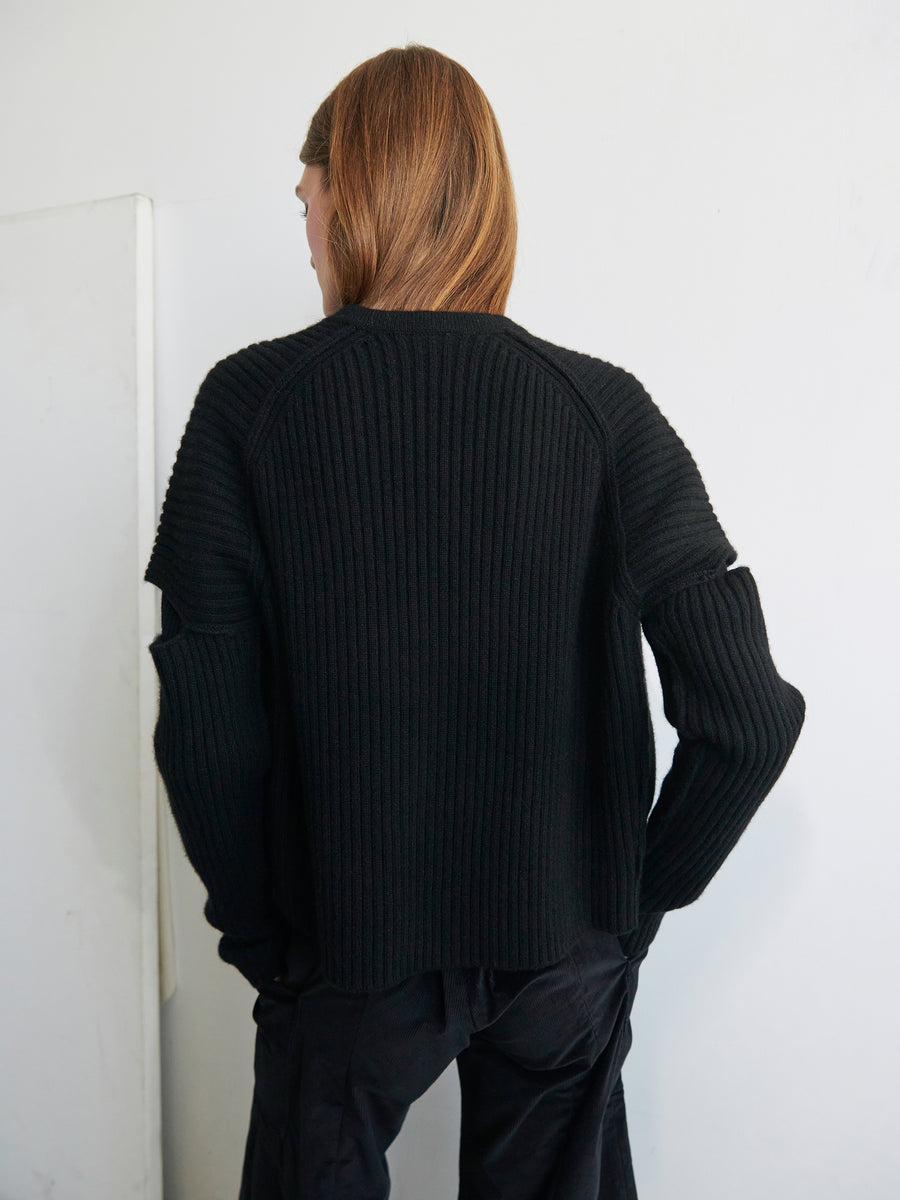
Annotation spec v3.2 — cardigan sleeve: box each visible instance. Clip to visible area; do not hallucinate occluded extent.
[607,374,738,607]
[637,568,805,915]
[144,364,290,990]
[148,598,289,990]
[143,360,263,628]
[609,376,805,943]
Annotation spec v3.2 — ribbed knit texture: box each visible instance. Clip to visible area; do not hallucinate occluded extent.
[145,304,805,991]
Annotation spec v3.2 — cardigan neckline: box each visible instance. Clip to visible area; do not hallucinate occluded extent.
[325,302,522,337]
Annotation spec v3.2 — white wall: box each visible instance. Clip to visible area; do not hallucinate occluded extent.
[3,1,897,1197]
[0,196,159,1199]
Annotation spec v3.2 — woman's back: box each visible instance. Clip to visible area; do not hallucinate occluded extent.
[144,298,803,992]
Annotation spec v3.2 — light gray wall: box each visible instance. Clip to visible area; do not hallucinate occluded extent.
[3,2,897,1197]
[0,196,158,1199]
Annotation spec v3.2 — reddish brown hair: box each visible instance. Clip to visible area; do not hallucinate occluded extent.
[299,44,517,313]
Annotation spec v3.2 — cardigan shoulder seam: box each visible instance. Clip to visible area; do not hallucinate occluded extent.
[498,330,646,613]
[246,329,364,469]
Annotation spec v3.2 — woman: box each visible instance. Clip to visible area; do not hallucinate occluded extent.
[144,44,805,1199]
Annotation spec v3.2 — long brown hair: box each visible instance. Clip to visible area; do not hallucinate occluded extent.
[299,45,517,313]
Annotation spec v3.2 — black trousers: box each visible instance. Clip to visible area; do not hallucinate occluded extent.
[239,927,648,1199]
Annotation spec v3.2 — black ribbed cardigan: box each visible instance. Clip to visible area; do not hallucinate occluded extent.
[144,304,805,993]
